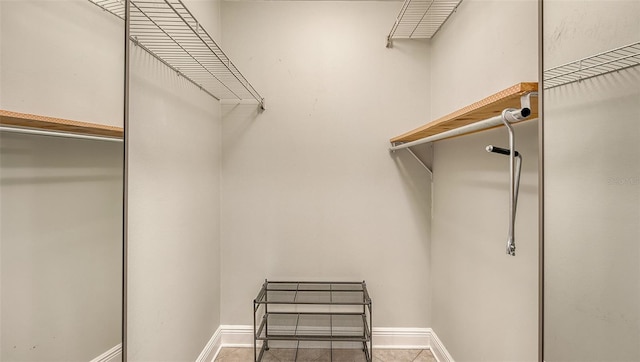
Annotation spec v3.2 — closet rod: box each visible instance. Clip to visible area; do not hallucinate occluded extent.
[0,126,123,143]
[389,107,531,151]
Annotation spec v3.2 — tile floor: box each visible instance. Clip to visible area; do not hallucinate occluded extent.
[214,347,437,362]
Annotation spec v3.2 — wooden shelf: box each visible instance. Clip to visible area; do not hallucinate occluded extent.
[390,82,538,143]
[0,109,123,138]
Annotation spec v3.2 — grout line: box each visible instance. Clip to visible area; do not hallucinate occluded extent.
[214,347,435,362]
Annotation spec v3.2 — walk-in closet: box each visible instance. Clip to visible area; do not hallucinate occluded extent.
[1,0,638,361]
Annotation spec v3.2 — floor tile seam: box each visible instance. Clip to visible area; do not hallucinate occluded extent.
[412,349,435,362]
[268,350,283,362]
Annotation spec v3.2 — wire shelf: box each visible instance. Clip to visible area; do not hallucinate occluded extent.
[543,41,640,90]
[88,0,264,108]
[387,0,462,47]
[89,0,125,18]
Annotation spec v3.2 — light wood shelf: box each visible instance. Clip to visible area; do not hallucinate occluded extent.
[390,82,538,143]
[0,109,123,138]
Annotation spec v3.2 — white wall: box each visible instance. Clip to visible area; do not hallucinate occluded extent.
[428,0,539,361]
[126,0,222,359]
[543,1,640,361]
[0,0,123,360]
[0,0,123,128]
[220,1,432,328]
[0,134,123,361]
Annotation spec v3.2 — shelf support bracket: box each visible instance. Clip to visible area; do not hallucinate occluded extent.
[407,147,433,177]
[391,142,433,176]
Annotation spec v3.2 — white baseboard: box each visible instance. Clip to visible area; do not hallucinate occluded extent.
[90,344,122,362]
[429,330,454,362]
[373,327,454,362]
[196,327,223,362]
[200,325,454,362]
[373,327,430,349]
[219,324,254,347]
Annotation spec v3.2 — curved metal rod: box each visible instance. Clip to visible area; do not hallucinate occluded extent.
[501,108,519,256]
[486,143,523,256]
[514,153,522,221]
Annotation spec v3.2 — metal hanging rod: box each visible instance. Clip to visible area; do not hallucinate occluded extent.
[387,0,463,48]
[88,0,265,109]
[0,126,124,142]
[389,92,536,151]
[543,41,640,90]
[389,108,531,151]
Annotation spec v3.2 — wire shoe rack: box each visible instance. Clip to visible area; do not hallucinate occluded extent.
[89,0,264,108]
[253,281,373,362]
[543,41,640,90]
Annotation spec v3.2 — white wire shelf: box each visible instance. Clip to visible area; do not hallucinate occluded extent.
[387,0,462,47]
[90,0,125,18]
[88,0,264,108]
[543,41,640,90]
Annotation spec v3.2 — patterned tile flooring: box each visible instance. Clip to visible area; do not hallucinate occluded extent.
[214,347,437,362]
